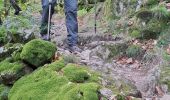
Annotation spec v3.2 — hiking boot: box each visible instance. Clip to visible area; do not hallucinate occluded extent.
[68,46,82,53]
[14,9,21,15]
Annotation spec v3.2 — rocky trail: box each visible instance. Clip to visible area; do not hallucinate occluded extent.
[34,13,170,99]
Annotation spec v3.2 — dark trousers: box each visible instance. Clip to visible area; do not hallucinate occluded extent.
[40,0,78,46]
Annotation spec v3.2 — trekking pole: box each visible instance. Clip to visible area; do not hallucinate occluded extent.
[47,0,52,40]
[94,0,97,34]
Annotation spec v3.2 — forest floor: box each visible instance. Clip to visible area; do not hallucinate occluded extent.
[31,10,170,99]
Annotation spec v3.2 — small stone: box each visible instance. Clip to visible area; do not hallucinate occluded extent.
[99,88,113,99]
[127,58,133,64]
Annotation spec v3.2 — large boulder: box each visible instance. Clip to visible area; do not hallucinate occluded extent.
[20,39,56,67]
[9,59,100,100]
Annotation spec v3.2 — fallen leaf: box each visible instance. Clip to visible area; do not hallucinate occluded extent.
[133,62,140,69]
[155,86,164,97]
[166,48,170,55]
[53,52,61,61]
[126,58,133,64]
[126,96,132,100]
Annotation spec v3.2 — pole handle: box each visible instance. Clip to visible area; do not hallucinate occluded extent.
[49,0,52,4]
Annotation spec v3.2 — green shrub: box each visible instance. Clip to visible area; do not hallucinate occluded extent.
[136,8,152,20]
[145,0,159,6]
[158,26,170,47]
[126,45,144,58]
[0,26,7,45]
[20,39,56,67]
[141,19,165,39]
[151,4,170,21]
[63,64,90,83]
[108,43,128,58]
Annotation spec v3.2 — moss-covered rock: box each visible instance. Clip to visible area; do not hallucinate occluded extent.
[0,58,24,85]
[20,39,56,67]
[9,59,100,100]
[54,83,100,100]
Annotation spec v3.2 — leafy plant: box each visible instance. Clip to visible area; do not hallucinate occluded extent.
[151,4,170,21]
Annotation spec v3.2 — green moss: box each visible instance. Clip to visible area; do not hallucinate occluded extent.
[126,45,144,58]
[9,61,100,100]
[0,58,23,74]
[116,94,126,100]
[160,66,170,91]
[55,83,99,100]
[20,39,56,67]
[78,8,88,17]
[0,58,24,85]
[0,84,10,100]
[9,67,69,100]
[130,0,137,5]
[44,57,65,71]
[0,26,7,45]
[130,30,141,38]
[63,64,90,83]
[0,85,6,93]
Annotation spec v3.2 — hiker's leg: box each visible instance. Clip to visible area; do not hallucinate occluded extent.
[40,0,56,35]
[64,0,78,46]
[10,0,21,15]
